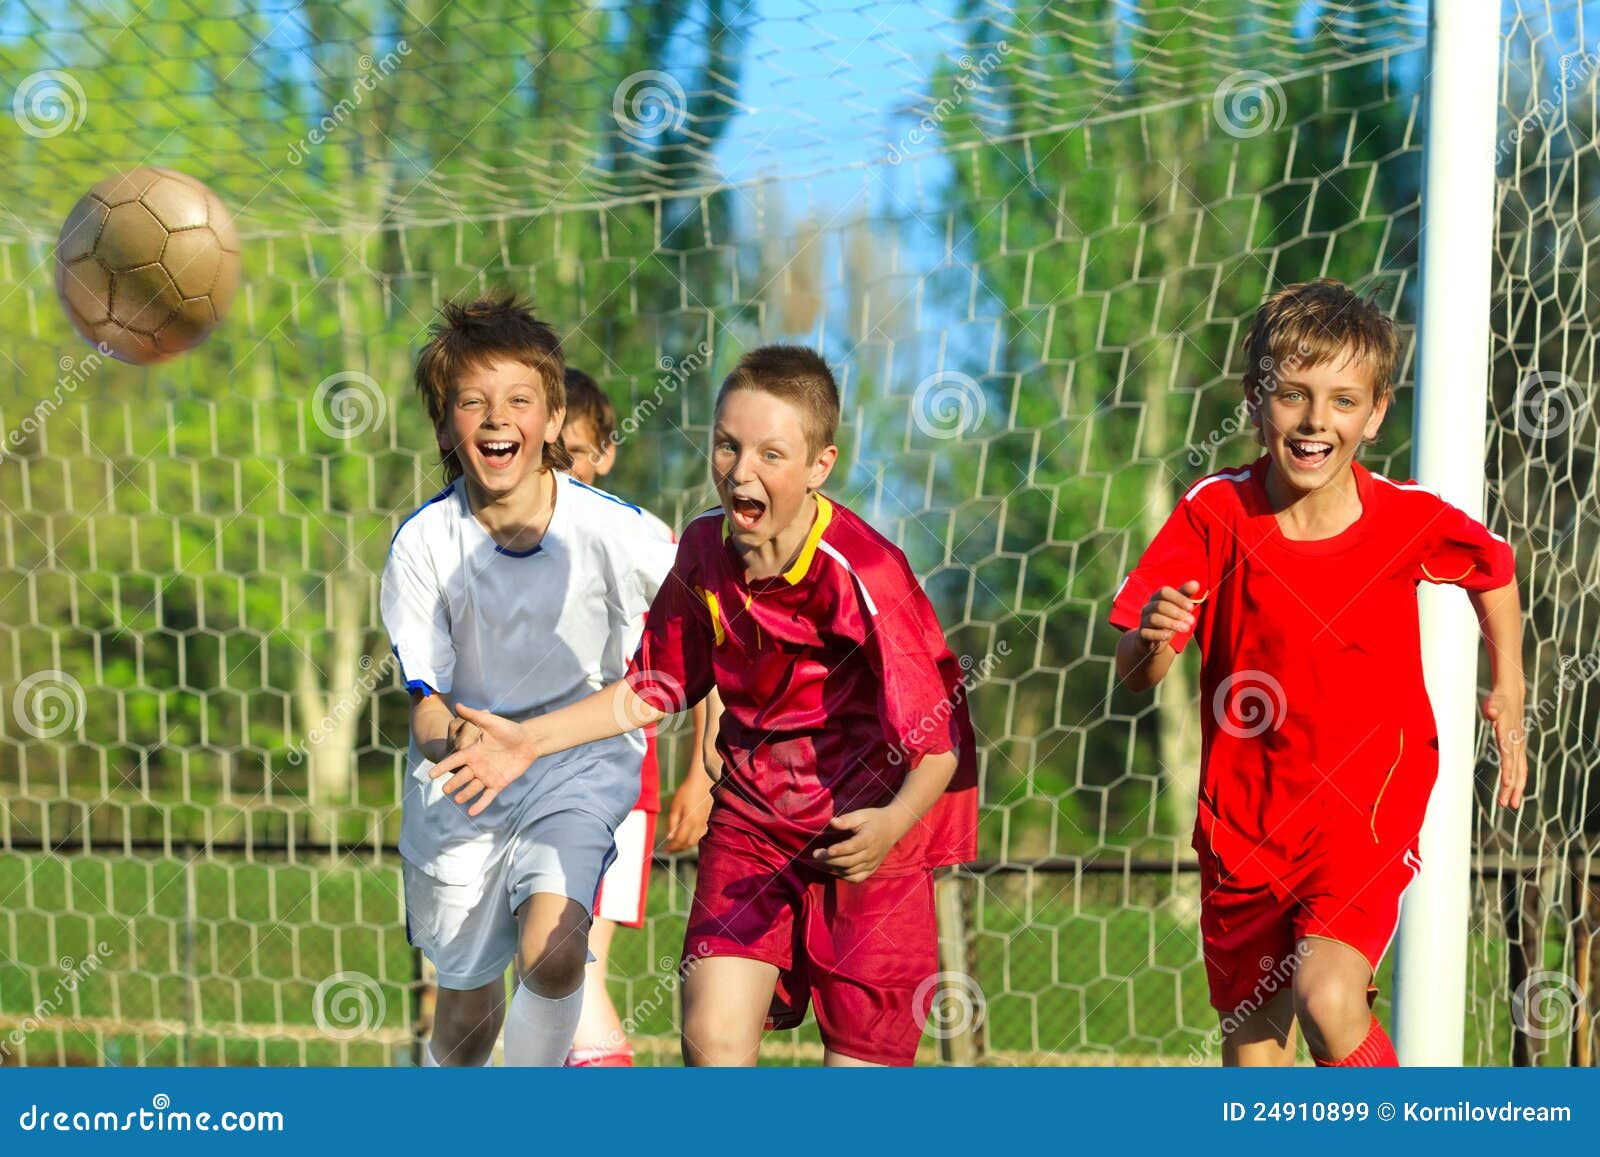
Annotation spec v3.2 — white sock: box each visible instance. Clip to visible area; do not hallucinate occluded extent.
[423,1041,495,1067]
[501,982,584,1067]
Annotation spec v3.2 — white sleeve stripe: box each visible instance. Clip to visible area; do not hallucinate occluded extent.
[1183,466,1252,502]
[817,541,879,616]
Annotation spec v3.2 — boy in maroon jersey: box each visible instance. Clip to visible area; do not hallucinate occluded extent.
[429,345,978,1066]
[1111,279,1528,1066]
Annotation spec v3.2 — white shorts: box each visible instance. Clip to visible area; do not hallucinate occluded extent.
[403,809,617,990]
[594,809,656,927]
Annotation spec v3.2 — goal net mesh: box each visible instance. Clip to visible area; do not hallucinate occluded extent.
[0,0,1591,1066]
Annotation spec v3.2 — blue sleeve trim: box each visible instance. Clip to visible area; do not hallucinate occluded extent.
[405,680,437,698]
[570,477,643,514]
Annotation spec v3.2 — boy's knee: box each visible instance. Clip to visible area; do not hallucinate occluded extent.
[1293,976,1367,1037]
[681,1012,760,1067]
[517,907,591,996]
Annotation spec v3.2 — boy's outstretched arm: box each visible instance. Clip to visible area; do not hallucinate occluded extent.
[813,748,959,883]
[1470,578,1527,809]
[1115,580,1201,692]
[429,679,669,816]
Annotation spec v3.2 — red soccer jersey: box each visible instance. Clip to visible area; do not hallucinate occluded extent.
[1109,456,1514,880]
[626,494,978,870]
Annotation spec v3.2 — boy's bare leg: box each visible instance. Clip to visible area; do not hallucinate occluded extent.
[429,978,506,1065]
[1293,936,1377,1062]
[572,916,627,1055]
[823,1049,884,1067]
[681,956,779,1066]
[1220,988,1297,1066]
[501,892,592,1066]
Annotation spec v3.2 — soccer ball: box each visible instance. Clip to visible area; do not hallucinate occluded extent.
[54,167,241,365]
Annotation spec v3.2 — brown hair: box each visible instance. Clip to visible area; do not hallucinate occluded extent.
[714,345,840,455]
[562,367,617,445]
[413,290,573,482]
[1241,278,1401,414]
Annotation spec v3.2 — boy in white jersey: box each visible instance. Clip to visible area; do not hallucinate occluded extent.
[380,294,677,1066]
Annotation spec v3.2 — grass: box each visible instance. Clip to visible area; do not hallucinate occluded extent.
[0,851,1550,1067]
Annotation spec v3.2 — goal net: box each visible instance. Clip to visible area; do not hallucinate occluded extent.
[0,0,1591,1066]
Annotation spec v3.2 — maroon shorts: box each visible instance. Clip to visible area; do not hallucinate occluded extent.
[685,824,939,1066]
[1198,838,1424,1014]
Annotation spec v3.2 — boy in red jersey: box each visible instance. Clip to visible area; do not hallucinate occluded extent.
[1111,279,1528,1066]
[430,345,978,1066]
[559,367,713,1066]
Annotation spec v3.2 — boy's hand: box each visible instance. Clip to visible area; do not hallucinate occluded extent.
[665,763,715,852]
[1137,579,1201,652]
[446,714,483,755]
[812,805,913,883]
[428,703,537,817]
[1483,684,1528,809]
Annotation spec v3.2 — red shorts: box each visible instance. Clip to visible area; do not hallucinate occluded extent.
[684,824,939,1066]
[1198,838,1423,1013]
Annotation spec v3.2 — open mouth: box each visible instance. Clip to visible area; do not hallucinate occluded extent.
[477,440,521,470]
[728,494,766,531]
[1286,438,1333,469]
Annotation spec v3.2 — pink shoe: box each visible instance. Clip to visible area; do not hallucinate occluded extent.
[564,1044,635,1067]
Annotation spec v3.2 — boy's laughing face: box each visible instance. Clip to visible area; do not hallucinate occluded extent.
[712,388,836,545]
[1253,351,1388,496]
[439,358,564,497]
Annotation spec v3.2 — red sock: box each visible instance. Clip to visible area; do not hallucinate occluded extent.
[564,1043,635,1068]
[1314,1015,1397,1067]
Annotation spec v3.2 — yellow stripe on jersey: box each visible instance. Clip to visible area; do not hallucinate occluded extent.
[783,494,834,584]
[701,589,726,646]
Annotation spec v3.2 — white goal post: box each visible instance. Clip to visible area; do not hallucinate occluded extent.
[1394,0,1504,1067]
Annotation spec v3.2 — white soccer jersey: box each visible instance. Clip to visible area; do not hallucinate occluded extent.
[380,472,679,884]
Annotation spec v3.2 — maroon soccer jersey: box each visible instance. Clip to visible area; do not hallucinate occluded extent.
[626,494,978,870]
[1110,456,1514,881]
